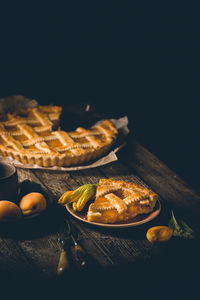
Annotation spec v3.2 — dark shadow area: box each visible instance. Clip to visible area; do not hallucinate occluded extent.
[0,2,200,193]
[0,4,200,297]
[1,237,199,300]
[0,204,62,239]
[0,180,62,239]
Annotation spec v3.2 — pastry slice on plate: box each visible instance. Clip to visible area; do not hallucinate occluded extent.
[87,179,158,224]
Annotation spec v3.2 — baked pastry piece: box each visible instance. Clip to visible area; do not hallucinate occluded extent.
[87,179,158,224]
[0,106,118,167]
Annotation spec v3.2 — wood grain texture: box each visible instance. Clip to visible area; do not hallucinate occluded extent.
[119,137,200,222]
[0,136,199,295]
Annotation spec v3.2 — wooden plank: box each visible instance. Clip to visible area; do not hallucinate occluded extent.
[10,137,200,278]
[69,168,103,186]
[18,234,60,279]
[26,169,117,267]
[28,166,166,270]
[32,169,93,199]
[8,147,184,277]
[17,168,55,204]
[100,160,158,190]
[0,168,63,280]
[17,168,43,184]
[119,139,200,221]
[0,237,37,275]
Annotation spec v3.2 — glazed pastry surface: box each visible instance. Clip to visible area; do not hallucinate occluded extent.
[87,179,158,224]
[0,106,118,167]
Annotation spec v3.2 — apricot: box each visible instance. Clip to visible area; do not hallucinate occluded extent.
[146,226,173,243]
[19,192,47,216]
[0,200,22,220]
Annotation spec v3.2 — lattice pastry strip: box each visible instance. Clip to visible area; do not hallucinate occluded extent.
[53,131,87,156]
[0,105,118,167]
[18,124,57,154]
[87,179,158,224]
[104,193,127,213]
[1,134,23,151]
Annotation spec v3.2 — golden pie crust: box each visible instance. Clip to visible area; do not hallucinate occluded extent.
[0,105,118,167]
[87,179,158,224]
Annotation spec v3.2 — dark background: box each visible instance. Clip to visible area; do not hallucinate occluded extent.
[0,1,200,192]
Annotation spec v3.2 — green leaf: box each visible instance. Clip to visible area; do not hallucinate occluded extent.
[168,210,195,239]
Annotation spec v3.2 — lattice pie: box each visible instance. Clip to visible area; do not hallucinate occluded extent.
[0,106,118,167]
[87,179,158,223]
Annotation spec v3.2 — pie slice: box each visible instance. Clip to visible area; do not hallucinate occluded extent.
[87,179,158,224]
[0,105,118,167]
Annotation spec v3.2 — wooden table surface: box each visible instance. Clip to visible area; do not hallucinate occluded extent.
[0,111,200,298]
